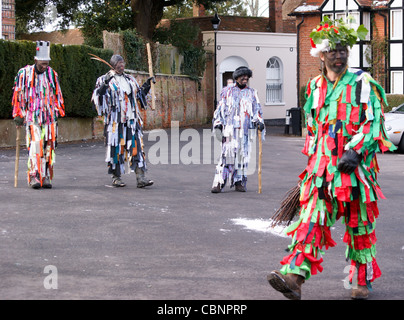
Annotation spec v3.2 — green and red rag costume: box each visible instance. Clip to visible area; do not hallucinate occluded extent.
[279,68,396,289]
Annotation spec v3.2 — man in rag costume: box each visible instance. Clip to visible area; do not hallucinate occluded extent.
[211,66,265,193]
[12,41,65,189]
[267,17,396,300]
[92,54,154,188]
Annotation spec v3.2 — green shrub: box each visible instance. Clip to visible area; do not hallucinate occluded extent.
[385,94,404,113]
[121,29,148,72]
[0,40,113,119]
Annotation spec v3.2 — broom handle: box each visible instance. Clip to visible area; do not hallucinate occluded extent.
[146,43,156,110]
[14,127,21,188]
[258,130,262,194]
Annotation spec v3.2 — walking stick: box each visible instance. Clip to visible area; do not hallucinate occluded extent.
[258,130,262,194]
[14,126,21,188]
[146,42,156,110]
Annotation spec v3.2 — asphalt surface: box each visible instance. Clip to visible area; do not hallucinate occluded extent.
[0,125,403,303]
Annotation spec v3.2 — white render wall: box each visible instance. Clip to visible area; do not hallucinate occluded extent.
[203,30,297,120]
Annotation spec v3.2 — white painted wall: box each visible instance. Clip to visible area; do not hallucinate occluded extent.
[203,30,297,120]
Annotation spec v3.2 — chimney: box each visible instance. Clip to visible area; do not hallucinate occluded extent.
[268,0,283,32]
[193,2,206,17]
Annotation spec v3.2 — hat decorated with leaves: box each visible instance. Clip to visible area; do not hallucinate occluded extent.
[310,16,368,57]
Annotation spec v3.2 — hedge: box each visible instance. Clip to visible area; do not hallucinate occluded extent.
[0,40,113,119]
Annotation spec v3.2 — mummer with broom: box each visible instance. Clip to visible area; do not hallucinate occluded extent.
[267,16,396,300]
[91,53,155,188]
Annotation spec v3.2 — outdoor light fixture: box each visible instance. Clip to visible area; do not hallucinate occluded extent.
[211,12,221,31]
[211,12,221,109]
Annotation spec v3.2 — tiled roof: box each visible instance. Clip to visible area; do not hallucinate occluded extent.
[291,0,391,14]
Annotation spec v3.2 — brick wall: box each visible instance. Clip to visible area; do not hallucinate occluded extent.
[297,15,322,95]
[296,13,390,100]
[1,0,16,40]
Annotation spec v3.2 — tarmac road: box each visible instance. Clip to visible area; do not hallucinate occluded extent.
[0,126,403,302]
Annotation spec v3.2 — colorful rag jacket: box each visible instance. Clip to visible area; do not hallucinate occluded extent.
[92,73,147,176]
[212,84,265,188]
[11,65,65,183]
[12,64,65,124]
[280,68,396,287]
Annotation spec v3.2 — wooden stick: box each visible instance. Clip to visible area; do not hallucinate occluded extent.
[258,130,262,194]
[14,127,21,188]
[146,43,156,110]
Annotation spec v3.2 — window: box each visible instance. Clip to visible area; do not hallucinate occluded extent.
[390,43,403,67]
[391,10,403,40]
[391,71,403,94]
[266,57,283,104]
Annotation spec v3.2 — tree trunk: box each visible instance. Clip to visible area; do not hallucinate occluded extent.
[131,0,166,39]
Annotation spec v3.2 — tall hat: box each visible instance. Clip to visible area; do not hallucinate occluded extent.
[309,16,368,57]
[34,41,51,61]
[233,66,252,80]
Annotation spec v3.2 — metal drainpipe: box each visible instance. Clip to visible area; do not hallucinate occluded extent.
[296,15,305,108]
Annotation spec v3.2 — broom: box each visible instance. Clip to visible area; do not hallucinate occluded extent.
[88,53,114,70]
[270,180,301,227]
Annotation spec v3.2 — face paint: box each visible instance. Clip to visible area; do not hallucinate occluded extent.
[322,44,348,76]
[236,75,249,88]
[35,60,50,74]
[114,61,126,75]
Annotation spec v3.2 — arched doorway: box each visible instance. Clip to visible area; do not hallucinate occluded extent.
[219,56,249,92]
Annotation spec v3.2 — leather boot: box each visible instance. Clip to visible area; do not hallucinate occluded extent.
[267,270,305,300]
[112,175,126,187]
[135,167,153,188]
[211,183,222,193]
[42,177,52,189]
[235,181,246,192]
[351,285,369,300]
[29,175,41,189]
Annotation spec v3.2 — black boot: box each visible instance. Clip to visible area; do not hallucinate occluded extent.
[211,183,222,193]
[235,181,246,192]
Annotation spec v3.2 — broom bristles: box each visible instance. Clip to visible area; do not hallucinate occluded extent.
[270,180,301,227]
[88,53,114,70]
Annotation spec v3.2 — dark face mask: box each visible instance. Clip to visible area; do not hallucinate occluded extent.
[35,61,49,74]
[236,75,249,88]
[322,44,348,75]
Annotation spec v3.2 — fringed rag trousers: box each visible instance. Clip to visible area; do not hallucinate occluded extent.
[26,122,57,185]
[279,184,381,289]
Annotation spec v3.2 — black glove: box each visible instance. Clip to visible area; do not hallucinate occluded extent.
[338,149,362,174]
[257,121,265,132]
[14,116,24,127]
[146,76,156,85]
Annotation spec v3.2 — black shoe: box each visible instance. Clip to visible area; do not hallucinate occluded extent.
[29,176,41,189]
[235,182,246,192]
[42,177,52,189]
[211,183,222,193]
[137,178,154,188]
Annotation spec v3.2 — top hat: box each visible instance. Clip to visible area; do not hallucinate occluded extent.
[34,41,51,61]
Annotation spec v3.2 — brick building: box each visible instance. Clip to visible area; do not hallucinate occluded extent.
[290,0,404,106]
[179,0,303,121]
[1,0,15,40]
